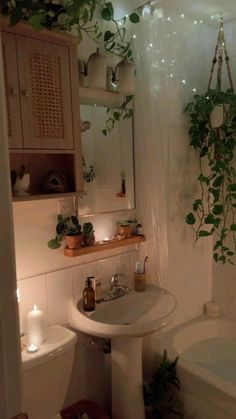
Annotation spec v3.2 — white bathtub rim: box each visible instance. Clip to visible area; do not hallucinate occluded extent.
[159,315,236,402]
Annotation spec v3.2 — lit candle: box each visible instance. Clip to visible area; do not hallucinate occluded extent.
[27,343,38,353]
[27,305,44,347]
[103,236,110,242]
[16,288,24,336]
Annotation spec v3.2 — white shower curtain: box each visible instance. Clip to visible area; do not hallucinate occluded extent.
[133,8,169,287]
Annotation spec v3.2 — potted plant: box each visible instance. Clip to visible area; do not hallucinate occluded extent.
[184,19,236,264]
[117,220,132,238]
[185,88,236,264]
[143,350,183,419]
[48,215,83,250]
[83,222,95,247]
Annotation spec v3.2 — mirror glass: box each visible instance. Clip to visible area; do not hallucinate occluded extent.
[78,104,135,215]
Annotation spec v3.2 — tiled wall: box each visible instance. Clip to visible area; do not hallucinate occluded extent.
[17,251,137,335]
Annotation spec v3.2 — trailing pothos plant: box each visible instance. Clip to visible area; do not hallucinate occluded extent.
[185,88,236,264]
[1,1,139,58]
[102,95,133,136]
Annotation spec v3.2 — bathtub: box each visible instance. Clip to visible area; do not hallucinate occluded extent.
[157,316,236,419]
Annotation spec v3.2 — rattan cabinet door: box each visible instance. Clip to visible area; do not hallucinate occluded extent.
[1,32,23,148]
[16,36,74,150]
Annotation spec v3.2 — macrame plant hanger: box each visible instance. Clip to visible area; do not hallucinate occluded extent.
[208,17,234,92]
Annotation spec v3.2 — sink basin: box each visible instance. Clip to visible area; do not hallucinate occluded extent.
[68,284,177,419]
[69,284,176,338]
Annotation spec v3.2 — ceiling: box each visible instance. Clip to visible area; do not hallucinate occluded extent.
[130,0,236,24]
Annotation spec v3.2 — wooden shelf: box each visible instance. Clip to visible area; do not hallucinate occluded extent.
[12,191,86,202]
[79,86,127,108]
[64,235,145,257]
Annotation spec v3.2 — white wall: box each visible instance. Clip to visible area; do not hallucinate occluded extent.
[134,7,214,329]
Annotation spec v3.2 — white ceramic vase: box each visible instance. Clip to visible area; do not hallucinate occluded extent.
[13,174,30,196]
[117,59,135,95]
[87,48,107,90]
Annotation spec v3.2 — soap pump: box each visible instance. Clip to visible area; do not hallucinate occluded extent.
[83,277,95,312]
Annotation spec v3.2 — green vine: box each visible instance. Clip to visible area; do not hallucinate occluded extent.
[102,95,133,136]
[185,88,236,264]
[1,1,140,57]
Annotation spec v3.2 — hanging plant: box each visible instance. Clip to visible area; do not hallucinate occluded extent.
[185,19,236,264]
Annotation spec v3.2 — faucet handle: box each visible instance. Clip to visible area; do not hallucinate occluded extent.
[110,273,124,288]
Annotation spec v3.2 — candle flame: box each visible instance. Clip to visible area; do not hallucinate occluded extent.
[33,305,38,311]
[16,288,20,303]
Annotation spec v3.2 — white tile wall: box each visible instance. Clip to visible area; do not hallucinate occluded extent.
[17,251,137,334]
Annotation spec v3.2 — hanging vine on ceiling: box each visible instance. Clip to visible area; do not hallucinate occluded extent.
[185,18,236,265]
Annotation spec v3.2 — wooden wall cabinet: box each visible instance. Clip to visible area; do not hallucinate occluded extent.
[1,19,83,200]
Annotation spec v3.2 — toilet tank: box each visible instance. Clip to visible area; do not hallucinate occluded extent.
[21,325,77,419]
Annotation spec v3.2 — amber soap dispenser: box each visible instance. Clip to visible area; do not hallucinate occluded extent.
[83,277,95,312]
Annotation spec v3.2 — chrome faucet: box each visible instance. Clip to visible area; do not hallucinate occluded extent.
[102,273,130,302]
[110,273,123,290]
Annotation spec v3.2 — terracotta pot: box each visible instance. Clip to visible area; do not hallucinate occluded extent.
[65,234,83,250]
[117,226,132,238]
[83,233,95,247]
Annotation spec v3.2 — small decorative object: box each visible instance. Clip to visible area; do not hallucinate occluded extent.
[86,48,107,90]
[83,222,95,247]
[116,170,126,197]
[136,223,143,235]
[48,214,82,250]
[185,18,236,264]
[134,257,148,292]
[117,220,132,238]
[114,58,135,95]
[43,171,68,194]
[13,165,30,196]
[27,305,44,347]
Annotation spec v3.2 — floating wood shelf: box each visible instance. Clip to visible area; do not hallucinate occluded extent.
[79,86,133,109]
[64,235,145,257]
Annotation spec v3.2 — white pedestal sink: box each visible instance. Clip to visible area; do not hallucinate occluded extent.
[68,285,176,419]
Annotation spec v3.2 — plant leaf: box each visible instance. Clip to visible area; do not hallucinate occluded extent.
[186,213,196,225]
[129,12,140,23]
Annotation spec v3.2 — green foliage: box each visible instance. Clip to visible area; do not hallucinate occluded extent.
[83,157,96,183]
[185,88,236,264]
[1,1,140,59]
[103,96,133,135]
[83,222,94,236]
[143,350,183,418]
[48,214,82,249]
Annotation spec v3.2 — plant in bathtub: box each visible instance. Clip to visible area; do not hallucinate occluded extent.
[185,19,236,265]
[143,350,183,418]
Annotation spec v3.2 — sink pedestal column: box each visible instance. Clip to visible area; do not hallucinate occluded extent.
[111,337,145,419]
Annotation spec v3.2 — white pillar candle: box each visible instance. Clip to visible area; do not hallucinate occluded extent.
[27,305,44,346]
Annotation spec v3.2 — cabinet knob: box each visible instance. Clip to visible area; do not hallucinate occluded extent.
[10,88,19,97]
[22,89,30,98]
